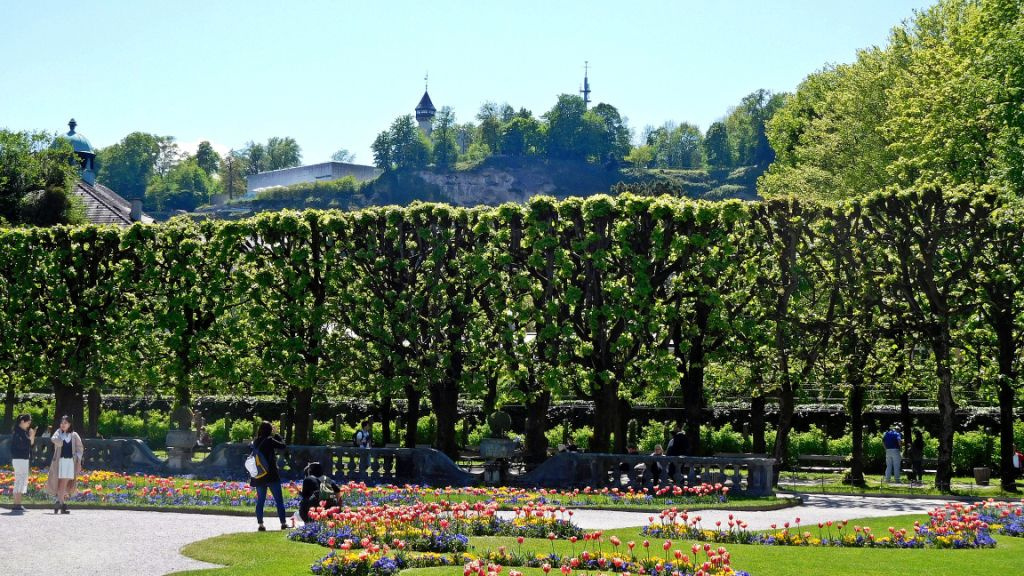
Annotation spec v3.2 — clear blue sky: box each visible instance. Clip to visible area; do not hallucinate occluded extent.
[1,0,931,165]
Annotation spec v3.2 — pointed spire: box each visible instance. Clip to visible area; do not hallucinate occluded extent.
[580,61,592,109]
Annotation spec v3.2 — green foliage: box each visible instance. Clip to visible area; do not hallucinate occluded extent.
[372,115,431,172]
[636,421,669,453]
[206,418,229,445]
[0,130,82,226]
[230,420,255,442]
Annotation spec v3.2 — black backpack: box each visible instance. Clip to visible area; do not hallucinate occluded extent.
[317,475,337,506]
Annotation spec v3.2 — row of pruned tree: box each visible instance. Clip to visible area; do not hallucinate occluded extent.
[0,189,1021,491]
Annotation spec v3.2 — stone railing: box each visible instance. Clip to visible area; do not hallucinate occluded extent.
[0,435,164,473]
[519,453,775,497]
[192,443,477,486]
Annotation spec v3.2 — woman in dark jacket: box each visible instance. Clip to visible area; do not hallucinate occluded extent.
[250,421,288,531]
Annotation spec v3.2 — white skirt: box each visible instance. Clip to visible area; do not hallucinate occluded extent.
[58,457,76,480]
[13,459,29,493]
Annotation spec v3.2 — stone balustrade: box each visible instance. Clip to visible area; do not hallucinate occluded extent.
[1,435,773,496]
[519,452,775,496]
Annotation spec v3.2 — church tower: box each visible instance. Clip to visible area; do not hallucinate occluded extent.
[415,75,436,137]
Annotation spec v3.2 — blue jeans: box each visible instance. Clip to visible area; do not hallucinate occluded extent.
[255,482,286,525]
[884,448,902,483]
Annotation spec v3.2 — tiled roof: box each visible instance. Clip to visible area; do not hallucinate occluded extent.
[416,91,436,113]
[72,180,152,226]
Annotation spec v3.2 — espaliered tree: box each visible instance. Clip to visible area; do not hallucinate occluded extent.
[17,226,129,430]
[555,195,678,453]
[655,199,747,455]
[124,219,243,428]
[0,229,31,428]
[971,195,1023,492]
[237,211,346,445]
[746,198,838,475]
[484,199,576,464]
[861,186,993,490]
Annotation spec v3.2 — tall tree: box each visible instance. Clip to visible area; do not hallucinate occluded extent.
[702,122,732,170]
[265,137,302,171]
[98,132,163,201]
[432,106,459,171]
[331,149,356,163]
[0,130,82,226]
[195,141,220,176]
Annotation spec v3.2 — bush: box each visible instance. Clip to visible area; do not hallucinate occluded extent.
[466,422,490,447]
[701,423,746,455]
[142,410,169,449]
[953,430,995,475]
[230,420,255,442]
[637,421,668,453]
[416,415,436,445]
[311,420,335,445]
[788,425,829,461]
[206,418,229,445]
[571,426,593,451]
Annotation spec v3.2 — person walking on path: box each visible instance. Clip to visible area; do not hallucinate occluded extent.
[46,415,84,514]
[883,425,903,483]
[250,421,289,531]
[10,414,36,512]
[909,430,925,484]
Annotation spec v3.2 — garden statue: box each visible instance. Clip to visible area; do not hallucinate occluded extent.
[480,409,516,485]
[166,403,197,471]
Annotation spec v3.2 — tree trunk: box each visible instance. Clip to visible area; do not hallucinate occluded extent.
[293,387,313,445]
[615,398,630,454]
[681,301,710,455]
[995,315,1018,491]
[591,378,618,453]
[849,381,866,487]
[523,389,551,466]
[403,385,421,448]
[932,333,956,492]
[87,388,101,438]
[282,387,295,444]
[53,380,84,432]
[380,394,393,446]
[3,379,14,432]
[482,375,498,417]
[430,381,460,459]
[750,394,766,453]
[773,379,795,484]
[899,392,913,441]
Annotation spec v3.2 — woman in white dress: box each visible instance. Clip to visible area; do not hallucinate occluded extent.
[45,415,84,514]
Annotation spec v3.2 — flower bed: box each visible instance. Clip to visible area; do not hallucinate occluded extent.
[1,467,731,511]
[974,499,1024,538]
[640,503,998,549]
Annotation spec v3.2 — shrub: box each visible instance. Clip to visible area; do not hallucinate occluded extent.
[571,426,593,451]
[466,422,490,448]
[702,423,746,455]
[637,421,668,453]
[311,420,335,445]
[206,418,229,445]
[142,410,169,449]
[230,420,255,442]
[953,430,995,475]
[416,415,436,445]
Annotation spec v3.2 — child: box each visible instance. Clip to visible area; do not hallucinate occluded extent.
[10,414,36,512]
[46,415,84,514]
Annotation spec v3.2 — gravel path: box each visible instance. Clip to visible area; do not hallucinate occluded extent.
[0,494,957,576]
[514,494,957,530]
[0,507,257,576]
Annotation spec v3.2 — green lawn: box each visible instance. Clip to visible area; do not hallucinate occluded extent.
[170,513,1022,576]
[780,470,1022,499]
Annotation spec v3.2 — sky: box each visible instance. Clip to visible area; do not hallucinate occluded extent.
[1,0,933,165]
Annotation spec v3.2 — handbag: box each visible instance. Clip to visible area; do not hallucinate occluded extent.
[245,438,269,479]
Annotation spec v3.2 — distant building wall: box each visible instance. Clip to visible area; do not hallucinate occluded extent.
[246,162,382,195]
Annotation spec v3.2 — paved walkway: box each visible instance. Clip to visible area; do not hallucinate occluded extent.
[0,494,959,576]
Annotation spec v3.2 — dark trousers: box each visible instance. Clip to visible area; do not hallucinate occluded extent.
[255,482,286,525]
[911,459,923,482]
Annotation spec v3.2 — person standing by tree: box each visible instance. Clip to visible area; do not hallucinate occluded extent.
[46,416,83,514]
[883,425,902,484]
[10,414,36,512]
[250,421,288,531]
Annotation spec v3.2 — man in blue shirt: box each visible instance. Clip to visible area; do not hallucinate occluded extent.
[882,425,903,483]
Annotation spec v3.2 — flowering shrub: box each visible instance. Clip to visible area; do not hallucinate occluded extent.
[641,504,998,549]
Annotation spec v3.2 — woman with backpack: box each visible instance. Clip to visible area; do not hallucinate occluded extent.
[299,461,340,523]
[250,421,289,531]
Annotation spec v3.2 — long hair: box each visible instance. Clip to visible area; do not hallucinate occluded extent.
[255,421,273,440]
[59,415,74,434]
[12,413,31,435]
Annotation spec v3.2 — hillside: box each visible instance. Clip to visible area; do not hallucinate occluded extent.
[196,158,763,219]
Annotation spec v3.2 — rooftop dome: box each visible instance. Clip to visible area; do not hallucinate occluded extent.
[61,118,95,155]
